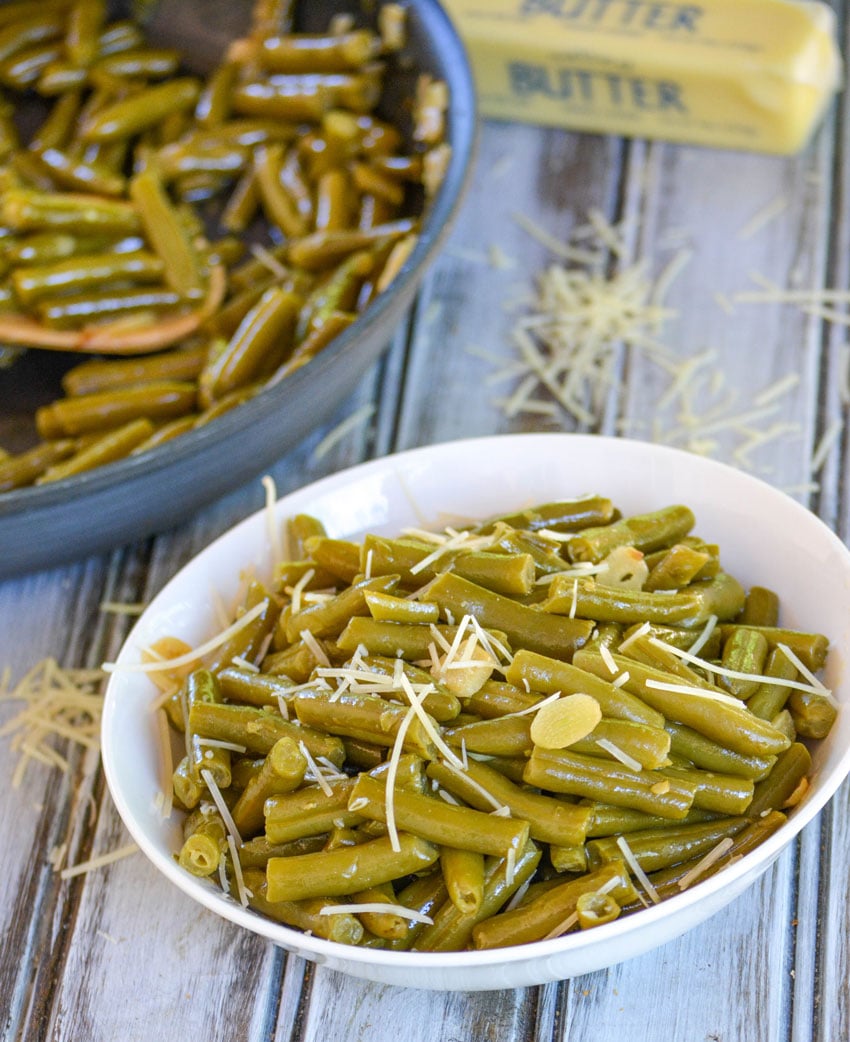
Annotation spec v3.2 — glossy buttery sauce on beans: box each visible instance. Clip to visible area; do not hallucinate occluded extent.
[144,496,834,951]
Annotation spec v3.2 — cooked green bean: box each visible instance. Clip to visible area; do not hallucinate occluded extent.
[566,505,695,564]
[425,571,594,661]
[231,735,307,837]
[719,628,769,698]
[266,833,439,903]
[36,381,195,437]
[427,758,592,848]
[524,746,696,820]
[586,816,748,874]
[470,859,635,950]
[505,648,664,728]
[412,841,542,952]
[573,647,791,758]
[545,573,745,627]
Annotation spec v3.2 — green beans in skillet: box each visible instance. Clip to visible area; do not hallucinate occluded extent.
[115,494,836,951]
[0,0,449,487]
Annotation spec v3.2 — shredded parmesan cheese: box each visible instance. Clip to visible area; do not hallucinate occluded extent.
[319,902,433,925]
[103,600,269,675]
[616,835,661,904]
[60,842,139,880]
[676,837,735,891]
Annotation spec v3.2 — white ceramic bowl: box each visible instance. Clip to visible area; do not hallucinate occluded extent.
[102,433,850,991]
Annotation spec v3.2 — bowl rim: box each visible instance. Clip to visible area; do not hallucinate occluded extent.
[102,432,850,974]
[0,0,478,521]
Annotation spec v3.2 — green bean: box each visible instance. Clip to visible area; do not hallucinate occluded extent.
[440,847,484,915]
[185,669,231,788]
[195,60,238,127]
[179,806,226,877]
[354,656,461,723]
[2,187,140,234]
[576,891,621,929]
[264,778,362,843]
[659,765,753,815]
[301,535,361,583]
[363,591,440,626]
[348,773,530,857]
[335,617,464,661]
[621,622,722,658]
[583,802,718,837]
[200,287,300,401]
[33,145,125,197]
[549,844,588,873]
[747,742,812,817]
[573,647,791,758]
[442,715,532,757]
[719,628,769,698]
[586,816,748,874]
[465,679,543,719]
[171,755,202,811]
[285,574,397,643]
[37,417,154,481]
[266,833,439,903]
[524,746,696,820]
[81,78,201,141]
[66,0,106,67]
[268,310,355,378]
[426,758,592,848]
[567,505,695,564]
[716,624,829,672]
[216,666,294,707]
[788,688,838,739]
[13,250,164,305]
[251,31,380,74]
[231,735,307,837]
[545,573,745,627]
[643,543,710,591]
[412,841,542,952]
[36,381,196,437]
[292,687,437,759]
[470,859,635,950]
[128,166,204,299]
[505,648,664,728]
[571,718,672,771]
[254,143,309,238]
[37,285,183,329]
[738,585,780,626]
[287,217,417,271]
[424,571,593,662]
[238,834,326,868]
[616,632,719,690]
[96,48,181,81]
[188,700,345,765]
[0,438,76,490]
[361,534,537,597]
[0,12,64,67]
[665,721,776,780]
[746,647,799,721]
[61,343,206,396]
[206,582,281,674]
[29,91,81,152]
[380,872,448,951]
[243,870,364,944]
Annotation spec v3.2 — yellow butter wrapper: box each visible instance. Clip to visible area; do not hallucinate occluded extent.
[441,0,842,154]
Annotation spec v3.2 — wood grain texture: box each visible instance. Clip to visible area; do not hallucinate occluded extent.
[3,6,850,1037]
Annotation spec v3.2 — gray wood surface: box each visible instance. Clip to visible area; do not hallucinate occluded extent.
[3,8,850,1038]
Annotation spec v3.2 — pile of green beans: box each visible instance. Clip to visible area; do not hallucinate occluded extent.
[153,496,835,951]
[0,0,448,490]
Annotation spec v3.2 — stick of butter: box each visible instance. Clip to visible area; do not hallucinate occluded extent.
[440,0,843,153]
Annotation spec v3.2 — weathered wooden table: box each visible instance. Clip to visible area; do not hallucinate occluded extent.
[3,19,850,1039]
